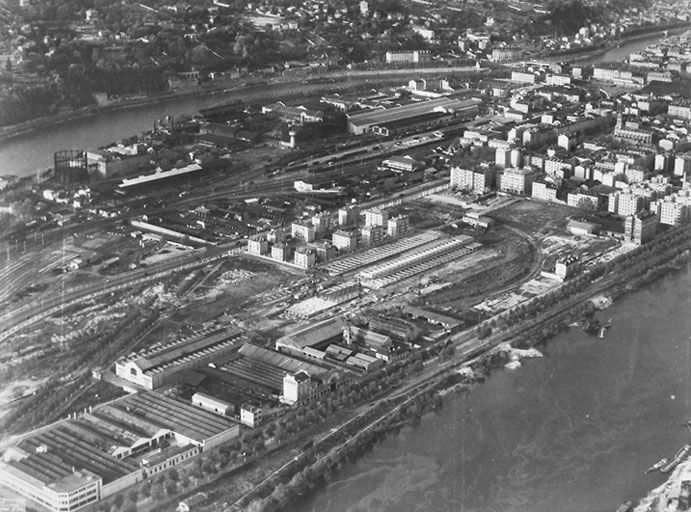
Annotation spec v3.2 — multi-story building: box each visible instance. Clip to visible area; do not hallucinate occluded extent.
[282,371,320,405]
[545,158,573,177]
[291,222,316,242]
[609,191,646,216]
[613,117,653,145]
[531,181,558,202]
[495,148,523,169]
[267,228,285,244]
[555,255,580,280]
[311,213,331,235]
[332,230,358,252]
[654,153,670,172]
[624,211,658,245]
[499,168,536,195]
[491,47,521,62]
[523,126,557,148]
[365,209,388,227]
[385,50,431,64]
[360,225,384,247]
[511,71,537,83]
[545,74,572,86]
[674,155,691,177]
[593,67,633,81]
[294,247,316,269]
[568,192,601,210]
[668,103,691,120]
[650,196,690,226]
[454,167,495,194]
[338,206,359,226]
[247,236,268,256]
[574,164,592,181]
[271,243,293,262]
[450,166,474,191]
[387,215,410,238]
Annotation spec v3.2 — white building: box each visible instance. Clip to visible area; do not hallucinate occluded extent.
[387,215,409,238]
[674,155,691,177]
[499,168,536,195]
[651,197,689,226]
[192,392,233,416]
[332,230,358,252]
[291,222,316,242]
[247,236,268,255]
[294,247,316,268]
[365,209,388,227]
[282,371,319,405]
[531,181,558,202]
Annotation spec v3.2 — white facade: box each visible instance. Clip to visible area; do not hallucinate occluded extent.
[387,215,409,238]
[365,209,388,227]
[531,182,558,202]
[294,248,316,269]
[499,168,535,195]
[332,231,358,252]
[291,222,316,242]
[192,392,232,416]
[0,464,101,512]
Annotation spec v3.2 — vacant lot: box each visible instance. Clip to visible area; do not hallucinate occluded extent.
[488,200,576,236]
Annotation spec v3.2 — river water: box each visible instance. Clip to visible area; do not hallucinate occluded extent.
[0,94,224,178]
[0,31,680,179]
[291,268,691,512]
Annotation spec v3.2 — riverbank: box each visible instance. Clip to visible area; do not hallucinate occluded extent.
[636,458,691,512]
[0,66,486,147]
[537,21,691,63]
[0,84,247,144]
[234,235,690,512]
[569,23,691,64]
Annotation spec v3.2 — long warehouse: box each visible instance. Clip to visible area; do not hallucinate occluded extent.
[347,97,481,135]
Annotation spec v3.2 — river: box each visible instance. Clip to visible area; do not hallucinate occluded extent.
[0,30,681,179]
[291,267,691,512]
[0,94,224,178]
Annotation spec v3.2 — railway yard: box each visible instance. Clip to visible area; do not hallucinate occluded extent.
[2,63,687,512]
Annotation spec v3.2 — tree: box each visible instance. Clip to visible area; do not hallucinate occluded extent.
[164,480,177,497]
[150,484,163,502]
[5,58,11,72]
[127,489,138,504]
[112,494,124,510]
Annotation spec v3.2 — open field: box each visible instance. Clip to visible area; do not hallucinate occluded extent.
[487,199,577,236]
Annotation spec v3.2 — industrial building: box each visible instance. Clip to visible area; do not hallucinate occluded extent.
[346,97,481,135]
[115,327,246,390]
[275,317,346,354]
[381,155,419,172]
[117,160,230,192]
[0,391,240,512]
[219,343,347,405]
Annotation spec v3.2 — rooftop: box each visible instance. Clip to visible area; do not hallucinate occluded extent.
[347,97,480,128]
[275,317,345,350]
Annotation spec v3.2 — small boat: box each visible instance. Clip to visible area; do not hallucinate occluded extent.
[645,457,668,474]
[660,444,691,474]
[615,500,633,512]
[598,319,612,339]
